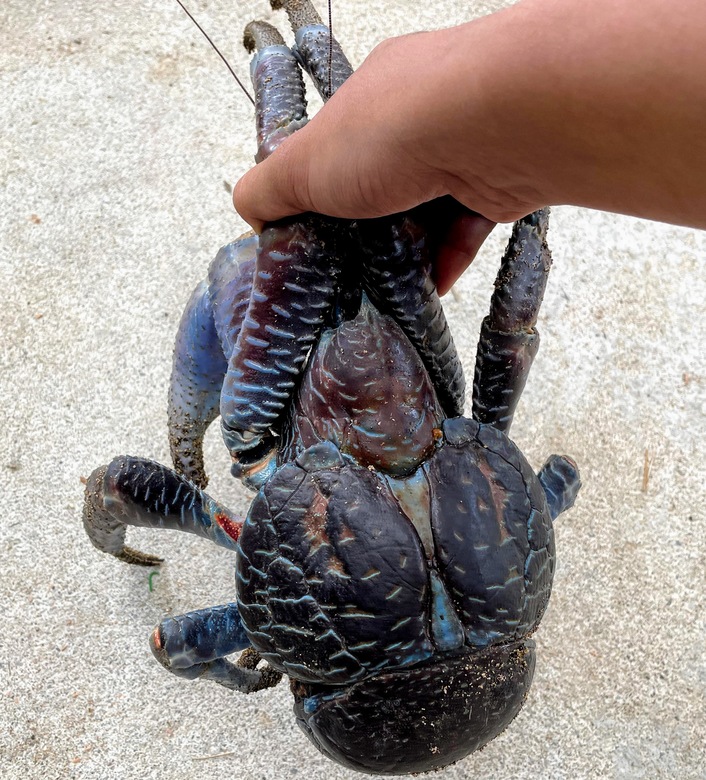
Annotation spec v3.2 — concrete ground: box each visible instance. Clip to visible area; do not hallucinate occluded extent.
[1,0,704,778]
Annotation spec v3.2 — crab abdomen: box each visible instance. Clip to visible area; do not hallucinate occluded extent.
[236,421,554,685]
[236,441,435,684]
[282,294,444,476]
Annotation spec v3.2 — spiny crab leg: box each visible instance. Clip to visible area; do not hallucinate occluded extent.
[243,21,307,163]
[219,21,342,462]
[83,456,243,564]
[356,214,466,418]
[271,0,353,100]
[150,604,282,693]
[472,208,552,433]
[272,0,466,418]
[167,238,261,489]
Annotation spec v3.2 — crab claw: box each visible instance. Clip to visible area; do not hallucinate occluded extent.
[82,457,244,565]
[83,466,164,566]
[218,31,344,464]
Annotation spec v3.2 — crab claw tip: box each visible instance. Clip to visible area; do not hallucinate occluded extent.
[116,547,164,567]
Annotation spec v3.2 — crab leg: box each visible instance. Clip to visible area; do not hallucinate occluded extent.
[271,0,353,100]
[537,454,581,520]
[150,603,281,693]
[167,281,227,489]
[82,456,243,565]
[472,209,552,433]
[274,0,465,418]
[244,21,308,163]
[167,238,257,488]
[219,21,341,461]
[356,215,466,417]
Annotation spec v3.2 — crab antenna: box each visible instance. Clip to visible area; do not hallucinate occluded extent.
[173,0,255,106]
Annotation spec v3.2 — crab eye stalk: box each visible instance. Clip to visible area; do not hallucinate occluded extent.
[291,642,536,775]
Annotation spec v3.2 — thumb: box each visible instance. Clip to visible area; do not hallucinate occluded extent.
[233,136,316,233]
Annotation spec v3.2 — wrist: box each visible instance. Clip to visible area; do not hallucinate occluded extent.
[447,0,706,227]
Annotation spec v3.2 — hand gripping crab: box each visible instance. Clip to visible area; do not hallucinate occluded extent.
[83,1,580,774]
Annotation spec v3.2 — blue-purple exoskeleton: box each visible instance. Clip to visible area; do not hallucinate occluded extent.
[82,0,580,774]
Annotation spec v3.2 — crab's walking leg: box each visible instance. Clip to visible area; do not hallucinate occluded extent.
[272,0,353,100]
[277,0,465,417]
[219,22,341,459]
[537,454,581,520]
[168,239,257,488]
[150,603,282,693]
[83,457,242,565]
[472,209,552,433]
[357,216,467,417]
[168,281,227,489]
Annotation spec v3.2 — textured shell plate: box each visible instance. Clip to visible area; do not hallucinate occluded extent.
[236,416,554,685]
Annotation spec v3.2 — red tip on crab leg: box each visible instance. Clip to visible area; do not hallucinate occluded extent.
[150,603,281,693]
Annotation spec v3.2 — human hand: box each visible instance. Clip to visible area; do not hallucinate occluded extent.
[417,198,496,296]
[233,21,538,293]
[235,0,706,289]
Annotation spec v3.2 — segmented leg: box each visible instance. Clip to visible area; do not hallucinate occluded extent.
[207,237,258,362]
[168,281,227,488]
[244,22,308,162]
[150,602,281,693]
[168,238,257,487]
[537,454,581,520]
[272,0,353,100]
[277,0,465,417]
[82,457,242,564]
[220,23,342,460]
[472,209,552,432]
[357,216,466,417]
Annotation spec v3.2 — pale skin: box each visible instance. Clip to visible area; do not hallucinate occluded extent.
[234,0,706,295]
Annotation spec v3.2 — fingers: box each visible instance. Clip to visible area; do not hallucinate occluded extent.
[233,35,442,231]
[233,103,428,231]
[233,132,312,233]
[233,82,369,231]
[232,103,367,231]
[433,209,496,296]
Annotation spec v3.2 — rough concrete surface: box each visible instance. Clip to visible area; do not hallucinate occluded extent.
[1,0,705,778]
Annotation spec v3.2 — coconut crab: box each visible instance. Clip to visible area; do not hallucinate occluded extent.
[82,0,580,774]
